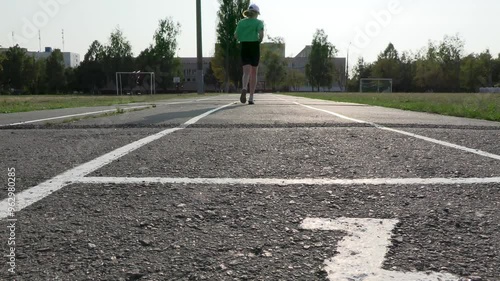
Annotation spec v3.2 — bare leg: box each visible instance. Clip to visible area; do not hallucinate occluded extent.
[240,65,251,103]
[242,65,251,90]
[249,66,258,102]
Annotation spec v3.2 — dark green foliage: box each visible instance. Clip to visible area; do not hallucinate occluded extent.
[306,29,338,92]
[45,49,66,93]
[262,36,287,91]
[214,0,250,92]
[348,34,500,93]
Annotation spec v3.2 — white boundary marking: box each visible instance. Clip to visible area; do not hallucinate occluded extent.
[74,176,500,186]
[159,99,215,105]
[0,96,221,127]
[2,95,500,220]
[0,103,235,220]
[0,94,494,278]
[301,218,459,281]
[0,105,150,127]
[294,102,500,161]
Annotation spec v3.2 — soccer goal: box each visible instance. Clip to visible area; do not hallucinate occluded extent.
[360,78,393,93]
[116,71,156,95]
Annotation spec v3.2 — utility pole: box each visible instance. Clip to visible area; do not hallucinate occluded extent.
[196,0,205,94]
[346,42,351,92]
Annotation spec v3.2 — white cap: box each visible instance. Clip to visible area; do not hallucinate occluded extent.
[247,3,260,15]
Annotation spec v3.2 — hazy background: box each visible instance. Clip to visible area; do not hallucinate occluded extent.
[1,0,499,63]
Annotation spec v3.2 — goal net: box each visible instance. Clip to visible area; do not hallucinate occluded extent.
[360,78,393,93]
[116,71,156,95]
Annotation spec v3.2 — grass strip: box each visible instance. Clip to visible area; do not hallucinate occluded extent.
[0,93,218,113]
[282,92,500,121]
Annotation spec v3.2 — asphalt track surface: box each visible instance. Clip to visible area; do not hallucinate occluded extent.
[0,93,499,281]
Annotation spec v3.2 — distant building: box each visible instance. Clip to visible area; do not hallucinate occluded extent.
[288,45,346,92]
[179,57,213,91]
[0,46,80,68]
[0,48,12,53]
[261,42,286,57]
[177,44,347,92]
[28,47,81,68]
[188,44,346,92]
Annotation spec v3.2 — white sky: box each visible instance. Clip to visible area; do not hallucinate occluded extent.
[1,0,499,64]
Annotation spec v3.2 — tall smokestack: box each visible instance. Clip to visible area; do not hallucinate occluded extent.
[38,30,42,52]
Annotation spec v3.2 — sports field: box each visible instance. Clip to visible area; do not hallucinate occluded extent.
[0,94,221,114]
[3,93,499,122]
[283,92,500,121]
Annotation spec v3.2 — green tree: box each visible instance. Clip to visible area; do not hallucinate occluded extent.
[399,51,416,92]
[204,61,219,90]
[372,43,401,90]
[77,40,106,94]
[23,56,46,94]
[65,68,77,93]
[150,18,181,91]
[215,0,249,92]
[493,54,500,86]
[136,48,154,72]
[106,27,133,58]
[306,29,338,92]
[461,54,478,92]
[103,27,134,87]
[0,52,6,92]
[2,45,28,90]
[348,57,372,92]
[210,49,226,86]
[136,18,181,92]
[286,69,307,92]
[261,36,287,91]
[461,50,494,92]
[438,34,464,92]
[478,50,494,87]
[263,51,286,91]
[84,40,105,61]
[414,35,464,92]
[45,49,66,93]
[414,42,444,92]
[151,18,180,60]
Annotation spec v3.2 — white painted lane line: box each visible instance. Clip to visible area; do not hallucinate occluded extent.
[294,102,500,161]
[0,106,150,127]
[0,96,223,127]
[161,99,213,105]
[0,103,234,220]
[74,176,500,186]
[295,102,369,124]
[379,126,500,161]
[195,97,218,102]
[301,218,459,281]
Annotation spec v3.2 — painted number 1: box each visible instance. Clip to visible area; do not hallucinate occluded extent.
[301,217,459,281]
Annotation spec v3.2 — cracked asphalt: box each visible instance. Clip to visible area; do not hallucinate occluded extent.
[1,93,499,281]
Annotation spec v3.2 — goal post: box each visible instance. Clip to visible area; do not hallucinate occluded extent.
[116,71,156,95]
[360,78,393,93]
